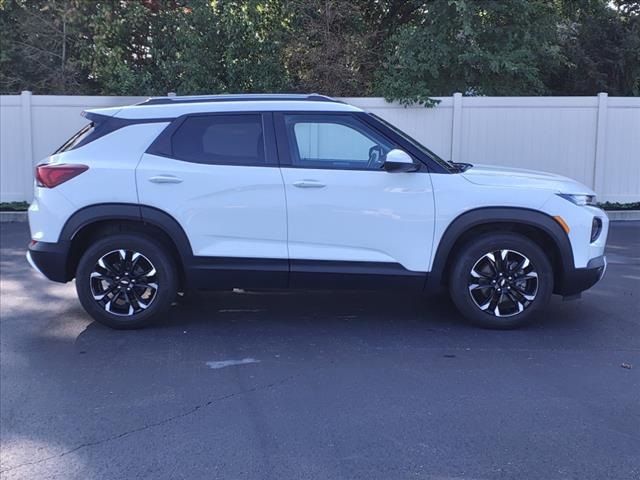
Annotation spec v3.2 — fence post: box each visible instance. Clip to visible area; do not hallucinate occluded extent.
[593,92,608,195]
[451,92,463,162]
[20,90,34,201]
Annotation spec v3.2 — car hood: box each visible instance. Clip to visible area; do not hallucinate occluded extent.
[461,164,595,195]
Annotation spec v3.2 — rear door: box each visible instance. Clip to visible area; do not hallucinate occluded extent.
[275,112,435,289]
[136,112,288,285]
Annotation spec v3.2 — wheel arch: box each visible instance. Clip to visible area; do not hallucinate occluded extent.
[428,207,574,293]
[60,203,193,282]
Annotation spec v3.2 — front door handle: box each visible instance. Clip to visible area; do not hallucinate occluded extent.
[148,175,183,184]
[292,180,326,189]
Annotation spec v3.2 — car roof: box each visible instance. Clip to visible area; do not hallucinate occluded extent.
[85,94,363,120]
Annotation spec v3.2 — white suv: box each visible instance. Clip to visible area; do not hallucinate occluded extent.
[27,94,608,329]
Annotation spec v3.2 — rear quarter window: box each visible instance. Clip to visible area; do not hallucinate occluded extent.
[54,123,95,154]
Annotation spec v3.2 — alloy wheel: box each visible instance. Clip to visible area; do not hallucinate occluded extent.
[89,249,158,316]
[467,249,539,317]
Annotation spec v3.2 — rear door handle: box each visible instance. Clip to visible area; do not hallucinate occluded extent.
[148,175,183,184]
[293,180,326,189]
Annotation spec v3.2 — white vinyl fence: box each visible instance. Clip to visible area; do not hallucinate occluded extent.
[1,92,638,203]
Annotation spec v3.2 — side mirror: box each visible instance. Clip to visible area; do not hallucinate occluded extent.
[383,149,418,172]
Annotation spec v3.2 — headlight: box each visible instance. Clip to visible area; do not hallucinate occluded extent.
[556,193,596,206]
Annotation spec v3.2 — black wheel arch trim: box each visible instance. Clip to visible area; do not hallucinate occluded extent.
[426,207,575,292]
[59,202,194,263]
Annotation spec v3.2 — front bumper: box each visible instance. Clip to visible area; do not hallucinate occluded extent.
[26,240,71,283]
[556,255,607,296]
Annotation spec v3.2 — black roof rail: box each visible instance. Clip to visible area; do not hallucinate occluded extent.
[136,93,340,106]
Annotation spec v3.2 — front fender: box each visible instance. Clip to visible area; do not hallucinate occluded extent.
[427,207,574,292]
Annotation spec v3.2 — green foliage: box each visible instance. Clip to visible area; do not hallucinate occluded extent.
[548,0,640,95]
[90,0,291,95]
[0,0,98,94]
[0,201,29,211]
[283,0,375,96]
[376,0,564,104]
[598,201,640,210]
[1,0,638,101]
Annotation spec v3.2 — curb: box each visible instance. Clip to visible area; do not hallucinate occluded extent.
[0,211,28,223]
[606,210,640,221]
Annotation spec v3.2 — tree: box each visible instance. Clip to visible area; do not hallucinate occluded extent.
[375,0,565,105]
[1,0,637,98]
[89,0,291,96]
[282,0,374,96]
[548,0,640,95]
[0,0,97,94]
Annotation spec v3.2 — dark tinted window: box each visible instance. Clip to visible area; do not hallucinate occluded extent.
[171,114,265,165]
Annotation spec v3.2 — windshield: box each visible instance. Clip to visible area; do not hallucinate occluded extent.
[369,113,457,172]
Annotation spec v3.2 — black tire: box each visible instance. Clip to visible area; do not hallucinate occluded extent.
[75,233,178,329]
[448,232,553,329]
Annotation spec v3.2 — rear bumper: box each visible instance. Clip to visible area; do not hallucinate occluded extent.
[26,240,71,283]
[556,255,607,296]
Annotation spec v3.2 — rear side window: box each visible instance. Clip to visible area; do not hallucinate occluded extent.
[171,114,265,165]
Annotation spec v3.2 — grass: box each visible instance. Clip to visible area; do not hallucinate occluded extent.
[598,201,640,211]
[0,202,30,212]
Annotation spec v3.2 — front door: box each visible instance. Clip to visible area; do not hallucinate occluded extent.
[275,112,435,289]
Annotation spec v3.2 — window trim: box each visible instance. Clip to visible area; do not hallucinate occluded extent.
[274,111,428,172]
[146,111,278,167]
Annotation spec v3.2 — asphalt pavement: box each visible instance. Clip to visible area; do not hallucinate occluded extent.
[1,221,638,480]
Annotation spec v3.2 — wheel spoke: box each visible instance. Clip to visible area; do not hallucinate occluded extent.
[93,284,118,301]
[489,291,502,316]
[512,255,529,273]
[131,252,144,273]
[130,288,152,310]
[484,252,498,275]
[519,270,538,280]
[470,268,493,279]
[98,256,119,276]
[90,271,114,283]
[121,290,135,316]
[105,289,124,313]
[505,291,525,313]
[492,250,503,271]
[512,285,536,302]
[468,276,493,291]
[134,282,158,292]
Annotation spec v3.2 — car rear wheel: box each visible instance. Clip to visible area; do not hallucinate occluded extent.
[75,233,177,329]
[448,232,553,329]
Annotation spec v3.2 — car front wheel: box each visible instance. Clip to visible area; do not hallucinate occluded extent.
[448,232,553,329]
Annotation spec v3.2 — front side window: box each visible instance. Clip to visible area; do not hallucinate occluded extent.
[284,114,394,170]
[171,114,265,165]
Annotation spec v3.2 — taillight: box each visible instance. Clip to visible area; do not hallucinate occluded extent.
[35,164,88,188]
